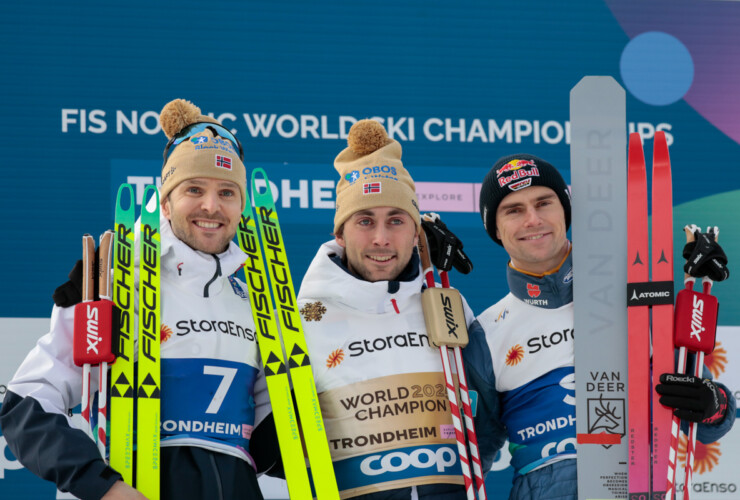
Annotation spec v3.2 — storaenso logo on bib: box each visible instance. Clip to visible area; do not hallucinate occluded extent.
[360,446,458,477]
[348,332,430,357]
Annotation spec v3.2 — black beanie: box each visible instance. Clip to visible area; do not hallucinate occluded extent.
[479,153,571,245]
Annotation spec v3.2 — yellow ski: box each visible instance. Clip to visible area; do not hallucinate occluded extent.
[236,186,313,499]
[136,185,161,499]
[111,184,136,485]
[251,168,339,499]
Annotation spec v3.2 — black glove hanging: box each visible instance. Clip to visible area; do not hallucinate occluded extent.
[421,215,473,274]
[683,227,730,282]
[52,246,100,307]
[656,373,728,424]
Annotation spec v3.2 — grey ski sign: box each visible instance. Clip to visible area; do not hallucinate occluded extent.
[570,76,629,500]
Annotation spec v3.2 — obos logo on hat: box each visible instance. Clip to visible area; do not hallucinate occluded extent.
[332,120,421,234]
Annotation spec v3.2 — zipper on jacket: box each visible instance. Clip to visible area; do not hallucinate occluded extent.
[204,254,222,297]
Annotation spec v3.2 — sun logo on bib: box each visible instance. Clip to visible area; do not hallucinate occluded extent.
[704,342,727,378]
[326,348,344,368]
[505,344,524,366]
[161,324,173,343]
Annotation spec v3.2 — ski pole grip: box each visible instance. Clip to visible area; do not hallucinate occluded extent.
[417,224,434,276]
[421,287,470,348]
[683,225,697,283]
[74,232,119,367]
[82,234,95,302]
[98,230,114,300]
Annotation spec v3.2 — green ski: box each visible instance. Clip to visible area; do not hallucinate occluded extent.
[136,185,161,500]
[111,184,136,486]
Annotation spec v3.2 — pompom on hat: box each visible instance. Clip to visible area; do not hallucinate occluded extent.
[333,120,421,234]
[159,99,247,209]
[479,153,571,246]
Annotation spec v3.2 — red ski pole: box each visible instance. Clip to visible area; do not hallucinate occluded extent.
[668,225,720,500]
[96,230,115,458]
[73,230,117,460]
[665,226,696,500]
[418,214,486,500]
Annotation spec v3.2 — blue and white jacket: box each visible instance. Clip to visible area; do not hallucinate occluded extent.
[0,216,267,499]
[465,251,735,481]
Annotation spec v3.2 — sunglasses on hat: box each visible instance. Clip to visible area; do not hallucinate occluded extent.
[162,121,244,166]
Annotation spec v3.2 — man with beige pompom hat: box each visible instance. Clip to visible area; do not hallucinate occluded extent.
[0,99,275,499]
[292,119,496,499]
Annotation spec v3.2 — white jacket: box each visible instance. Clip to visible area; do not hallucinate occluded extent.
[2,215,265,497]
[297,240,470,499]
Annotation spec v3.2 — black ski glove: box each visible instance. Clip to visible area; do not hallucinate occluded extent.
[683,227,729,282]
[656,373,729,424]
[421,214,473,274]
[52,247,100,307]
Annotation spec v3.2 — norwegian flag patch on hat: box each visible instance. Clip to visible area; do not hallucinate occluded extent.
[215,155,232,170]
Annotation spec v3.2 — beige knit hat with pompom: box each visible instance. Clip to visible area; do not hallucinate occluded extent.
[333,119,420,234]
[159,99,246,209]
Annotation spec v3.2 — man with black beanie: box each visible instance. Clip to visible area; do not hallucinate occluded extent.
[462,153,735,500]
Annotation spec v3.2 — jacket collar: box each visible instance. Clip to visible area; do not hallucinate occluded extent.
[298,240,423,314]
[506,250,573,309]
[135,213,247,298]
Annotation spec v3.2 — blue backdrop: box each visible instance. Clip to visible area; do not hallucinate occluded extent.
[2,1,740,498]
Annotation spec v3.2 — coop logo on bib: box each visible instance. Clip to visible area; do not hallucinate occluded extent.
[360,446,457,476]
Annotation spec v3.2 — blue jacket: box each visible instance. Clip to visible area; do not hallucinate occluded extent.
[464,253,735,500]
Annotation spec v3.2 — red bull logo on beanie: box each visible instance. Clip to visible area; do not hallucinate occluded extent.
[496,158,537,176]
[497,160,540,190]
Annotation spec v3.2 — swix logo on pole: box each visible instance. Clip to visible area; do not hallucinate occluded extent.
[440,294,459,339]
[674,288,718,354]
[73,300,116,366]
[690,294,705,341]
[86,304,101,354]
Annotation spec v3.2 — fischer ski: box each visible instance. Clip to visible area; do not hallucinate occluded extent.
[136,185,161,500]
[570,76,629,500]
[236,182,313,499]
[251,168,339,499]
[72,183,157,496]
[627,133,650,500]
[236,169,338,499]
[111,184,136,486]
